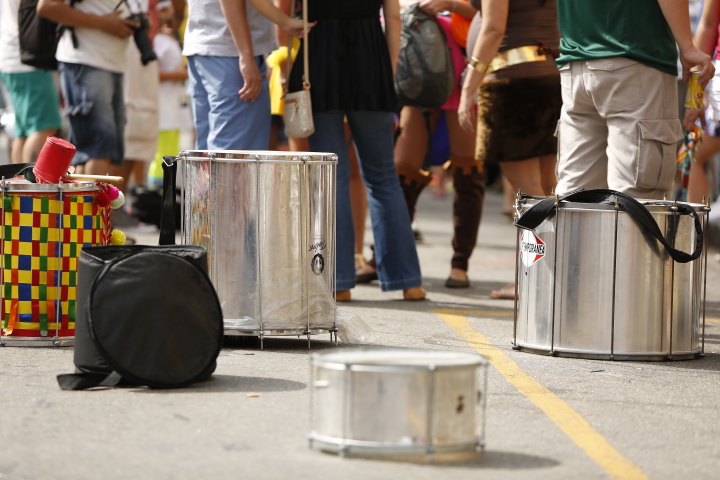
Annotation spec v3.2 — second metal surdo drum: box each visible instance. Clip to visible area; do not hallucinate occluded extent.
[513,194,707,360]
[180,150,337,341]
[309,348,489,459]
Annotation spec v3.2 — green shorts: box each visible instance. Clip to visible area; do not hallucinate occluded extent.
[0,70,62,138]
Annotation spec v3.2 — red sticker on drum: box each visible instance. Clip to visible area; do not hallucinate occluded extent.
[520,230,546,267]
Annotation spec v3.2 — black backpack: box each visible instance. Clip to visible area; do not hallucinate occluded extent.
[395,5,454,109]
[18,0,78,70]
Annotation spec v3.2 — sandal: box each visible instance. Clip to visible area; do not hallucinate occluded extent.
[445,268,469,288]
[356,260,378,284]
[490,284,516,300]
[355,253,367,271]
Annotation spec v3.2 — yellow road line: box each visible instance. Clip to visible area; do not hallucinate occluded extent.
[433,309,514,317]
[435,309,720,324]
[437,311,650,480]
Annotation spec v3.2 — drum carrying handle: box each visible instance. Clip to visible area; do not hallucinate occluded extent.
[514,189,703,264]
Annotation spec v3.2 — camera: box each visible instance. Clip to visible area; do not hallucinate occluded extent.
[127,13,157,65]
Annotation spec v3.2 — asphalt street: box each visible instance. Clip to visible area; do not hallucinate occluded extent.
[0,179,718,480]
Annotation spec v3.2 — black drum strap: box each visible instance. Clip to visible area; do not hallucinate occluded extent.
[57,371,127,390]
[159,157,178,246]
[0,163,33,179]
[514,189,703,264]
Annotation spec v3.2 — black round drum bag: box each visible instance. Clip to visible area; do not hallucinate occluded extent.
[57,245,224,390]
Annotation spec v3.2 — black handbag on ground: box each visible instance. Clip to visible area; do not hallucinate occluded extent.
[57,245,224,390]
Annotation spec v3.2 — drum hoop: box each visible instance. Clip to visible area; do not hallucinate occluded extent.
[180,150,338,164]
[521,199,707,214]
[313,349,487,370]
[0,181,99,194]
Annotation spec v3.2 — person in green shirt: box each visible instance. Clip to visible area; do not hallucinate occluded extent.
[554,0,714,200]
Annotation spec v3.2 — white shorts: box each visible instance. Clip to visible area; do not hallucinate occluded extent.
[703,58,720,128]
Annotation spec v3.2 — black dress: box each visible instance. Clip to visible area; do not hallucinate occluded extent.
[288,0,398,113]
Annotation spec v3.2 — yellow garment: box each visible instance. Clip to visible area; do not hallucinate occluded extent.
[266,38,300,116]
[149,130,181,188]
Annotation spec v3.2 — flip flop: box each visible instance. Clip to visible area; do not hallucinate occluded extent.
[490,284,516,300]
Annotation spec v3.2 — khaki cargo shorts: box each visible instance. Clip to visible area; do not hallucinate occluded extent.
[555,58,683,200]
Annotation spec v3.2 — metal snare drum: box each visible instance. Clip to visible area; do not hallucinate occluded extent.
[180,150,337,344]
[309,348,489,458]
[514,197,708,360]
[0,180,111,346]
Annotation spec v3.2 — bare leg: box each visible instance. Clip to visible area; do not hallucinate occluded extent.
[490,155,555,299]
[502,175,515,215]
[130,160,147,186]
[539,154,558,195]
[111,161,135,194]
[288,137,309,152]
[84,159,112,176]
[10,137,25,164]
[347,123,367,265]
[688,134,720,203]
[22,128,57,164]
[500,157,547,196]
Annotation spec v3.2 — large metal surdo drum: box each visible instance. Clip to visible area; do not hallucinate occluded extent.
[309,348,489,458]
[0,180,111,346]
[513,190,708,361]
[180,150,337,342]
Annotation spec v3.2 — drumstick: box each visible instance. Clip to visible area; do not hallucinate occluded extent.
[65,174,125,186]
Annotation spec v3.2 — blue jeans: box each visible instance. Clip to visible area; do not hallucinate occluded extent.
[187,55,271,150]
[58,62,125,166]
[309,111,422,292]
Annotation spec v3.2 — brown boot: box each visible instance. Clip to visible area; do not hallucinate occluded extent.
[395,163,432,220]
[445,156,486,273]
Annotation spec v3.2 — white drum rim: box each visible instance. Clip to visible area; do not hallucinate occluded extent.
[308,432,483,456]
[180,149,338,163]
[312,348,487,370]
[519,197,708,212]
[0,181,100,193]
[0,336,74,347]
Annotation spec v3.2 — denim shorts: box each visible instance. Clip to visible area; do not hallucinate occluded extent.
[187,55,271,150]
[0,70,62,138]
[58,62,125,165]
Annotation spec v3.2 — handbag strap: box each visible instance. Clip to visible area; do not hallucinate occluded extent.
[514,189,703,264]
[285,0,310,92]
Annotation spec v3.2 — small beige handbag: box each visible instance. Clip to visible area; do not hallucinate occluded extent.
[284,0,314,138]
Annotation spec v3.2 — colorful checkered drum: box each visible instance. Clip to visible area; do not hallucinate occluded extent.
[0,181,111,346]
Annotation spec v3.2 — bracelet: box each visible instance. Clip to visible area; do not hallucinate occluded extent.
[468,56,489,75]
